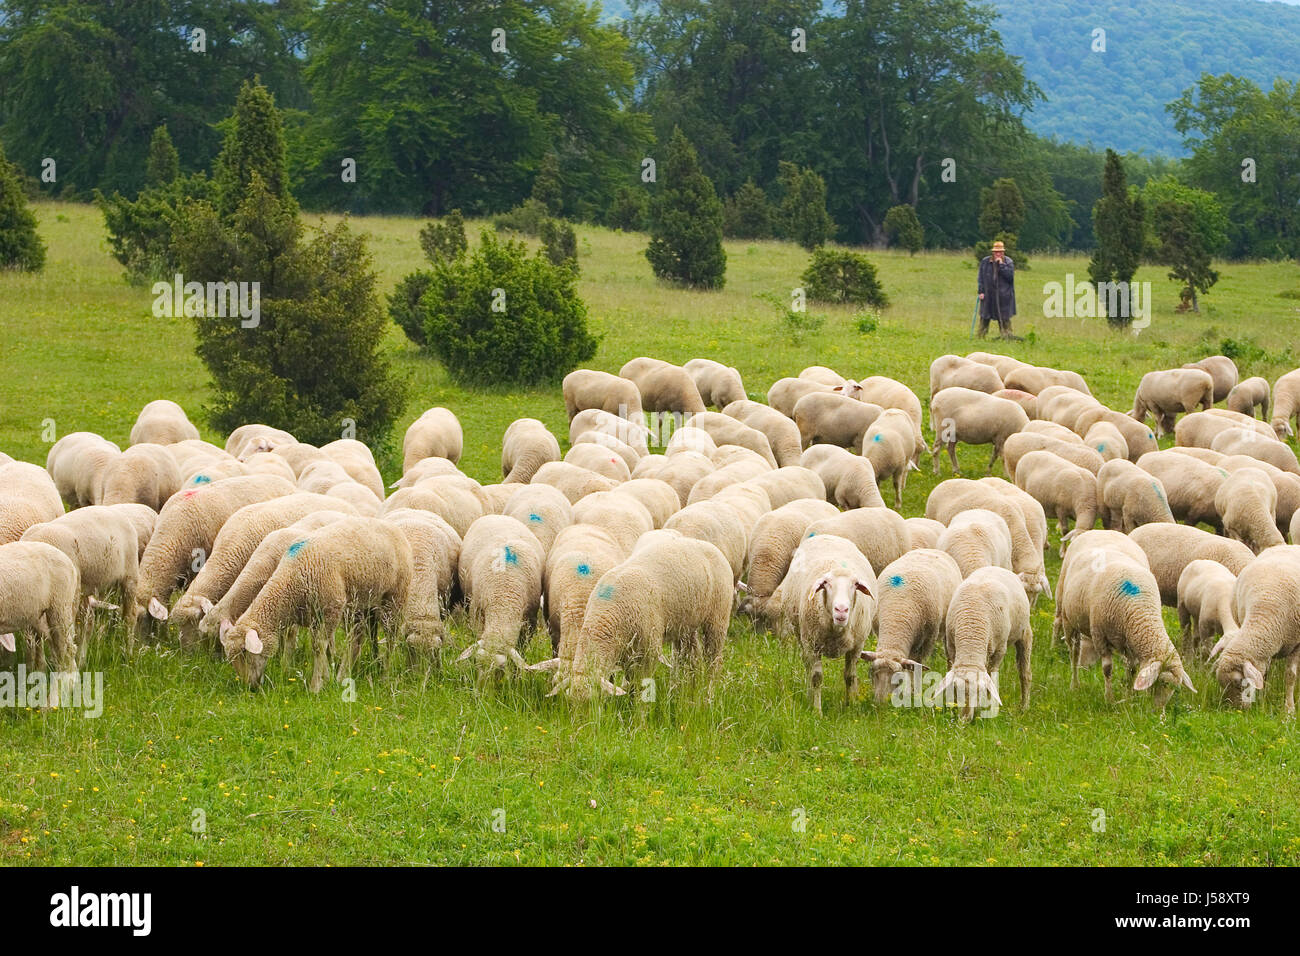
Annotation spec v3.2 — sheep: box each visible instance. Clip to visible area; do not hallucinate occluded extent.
[165,439,235,479]
[390,456,462,490]
[937,508,1014,578]
[182,459,252,488]
[479,483,518,514]
[803,507,910,576]
[562,369,644,422]
[710,443,770,470]
[610,477,679,529]
[1037,386,1101,430]
[1175,409,1273,448]
[743,466,824,510]
[854,377,925,457]
[1226,376,1270,419]
[903,517,946,550]
[1002,364,1091,396]
[798,365,846,387]
[1134,450,1227,529]
[862,548,964,703]
[793,392,883,452]
[762,533,865,636]
[792,542,878,713]
[502,419,563,484]
[1212,545,1300,713]
[801,444,886,510]
[1021,420,1083,443]
[225,425,296,459]
[532,534,733,700]
[1210,427,1300,474]
[1183,355,1239,403]
[531,461,620,504]
[129,399,200,446]
[569,408,652,456]
[455,515,545,673]
[20,505,141,619]
[686,458,770,505]
[240,452,297,483]
[198,510,354,645]
[563,442,633,482]
[681,411,777,467]
[1131,368,1214,436]
[619,358,707,417]
[571,430,643,471]
[767,377,833,418]
[401,407,463,470]
[992,389,1038,419]
[1013,450,1098,549]
[107,502,158,561]
[97,443,183,511]
[0,461,65,544]
[325,481,382,516]
[967,352,1029,380]
[382,508,463,652]
[296,459,355,496]
[1082,421,1128,462]
[319,439,385,501]
[1071,406,1158,461]
[935,566,1032,719]
[46,432,120,506]
[1215,467,1285,554]
[721,399,803,466]
[631,451,714,507]
[1128,523,1255,606]
[541,523,629,655]
[167,492,359,648]
[1095,459,1175,533]
[502,483,573,555]
[710,482,770,539]
[1002,432,1103,480]
[129,474,296,636]
[268,441,329,477]
[0,541,80,681]
[569,490,654,555]
[1054,541,1194,707]
[665,425,718,458]
[664,499,750,582]
[925,478,1050,603]
[683,358,746,410]
[1176,559,1238,658]
[1222,458,1300,533]
[929,354,1003,397]
[929,387,1029,475]
[220,517,413,691]
[864,408,922,505]
[1271,368,1300,440]
[382,476,484,537]
[738,498,840,622]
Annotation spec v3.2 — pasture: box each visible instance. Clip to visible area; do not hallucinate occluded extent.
[1,201,1298,865]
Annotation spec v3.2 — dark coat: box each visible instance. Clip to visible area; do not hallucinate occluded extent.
[978,255,1016,321]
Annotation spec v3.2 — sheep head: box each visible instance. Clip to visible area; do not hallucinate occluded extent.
[809,573,875,630]
[861,651,927,704]
[1134,655,1196,709]
[220,620,271,688]
[1215,649,1266,708]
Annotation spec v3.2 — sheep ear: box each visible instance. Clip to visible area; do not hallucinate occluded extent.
[1039,573,1052,600]
[219,618,233,640]
[981,673,1003,707]
[600,678,627,696]
[526,658,562,673]
[1133,660,1163,691]
[244,630,263,655]
[198,596,214,615]
[1207,633,1233,662]
[0,633,14,653]
[859,650,878,661]
[87,596,120,611]
[1176,667,1196,693]
[1243,661,1265,688]
[854,578,876,600]
[930,671,957,703]
[456,640,482,663]
[807,574,832,602]
[148,596,169,620]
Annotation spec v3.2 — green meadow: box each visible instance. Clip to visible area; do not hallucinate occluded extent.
[1,201,1298,865]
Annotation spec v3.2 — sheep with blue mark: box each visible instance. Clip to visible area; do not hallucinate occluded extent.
[1082,421,1128,463]
[540,523,629,655]
[863,408,921,506]
[455,514,545,674]
[502,483,573,556]
[382,508,463,653]
[803,507,910,577]
[1134,450,1227,530]
[1095,458,1175,534]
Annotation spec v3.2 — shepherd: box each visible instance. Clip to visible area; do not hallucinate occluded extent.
[976,240,1016,339]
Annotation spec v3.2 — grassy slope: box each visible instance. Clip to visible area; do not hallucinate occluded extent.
[1,201,1298,865]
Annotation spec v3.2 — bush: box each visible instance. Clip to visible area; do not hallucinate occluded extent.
[883,204,923,253]
[389,271,435,346]
[607,186,649,232]
[422,230,597,386]
[646,127,726,288]
[801,248,889,307]
[493,198,550,237]
[756,291,825,344]
[540,219,579,271]
[724,179,774,239]
[854,309,880,334]
[418,210,468,265]
[0,141,47,272]
[96,173,212,283]
[777,161,834,251]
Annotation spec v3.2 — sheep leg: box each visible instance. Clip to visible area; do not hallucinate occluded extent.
[843,650,859,706]
[930,436,942,474]
[806,653,824,715]
[986,443,1000,476]
[947,442,960,476]
[1284,648,1299,718]
[1016,634,1032,709]
[1101,650,1114,703]
[308,624,336,693]
[893,474,904,510]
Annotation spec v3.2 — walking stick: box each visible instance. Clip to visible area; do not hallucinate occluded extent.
[969,296,980,338]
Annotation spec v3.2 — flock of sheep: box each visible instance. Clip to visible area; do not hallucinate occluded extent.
[2,352,1300,717]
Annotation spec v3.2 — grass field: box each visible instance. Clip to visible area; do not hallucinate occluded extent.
[2,201,1299,865]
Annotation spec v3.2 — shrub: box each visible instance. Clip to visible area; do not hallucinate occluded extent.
[540,219,579,271]
[883,204,923,253]
[854,309,880,334]
[756,291,825,344]
[776,161,834,251]
[646,127,726,288]
[389,271,434,346]
[0,141,46,272]
[96,173,212,283]
[724,179,773,239]
[419,209,468,265]
[801,248,889,307]
[423,230,597,386]
[493,198,550,237]
[607,186,649,232]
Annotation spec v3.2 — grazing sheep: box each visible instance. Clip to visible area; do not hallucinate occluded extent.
[129,399,200,446]
[391,456,463,490]
[97,443,183,511]
[533,535,734,700]
[686,458,769,505]
[1176,559,1238,658]
[1021,420,1083,443]
[710,482,770,537]
[382,508,463,652]
[1128,523,1255,606]
[1131,368,1215,436]
[929,355,1003,397]
[323,481,381,516]
[456,515,545,673]
[563,442,633,482]
[993,389,1038,419]
[542,523,629,655]
[569,408,652,455]
[1212,545,1300,713]
[619,358,707,416]
[664,500,749,582]
[531,461,620,504]
[862,548,964,702]
[264,440,326,478]
[295,459,354,496]
[1095,459,1175,533]
[682,411,778,467]
[1002,365,1091,396]
[864,408,922,506]
[1134,450,1227,529]
[804,507,910,576]
[0,461,66,544]
[1071,406,1158,461]
[1183,355,1239,403]
[1215,467,1285,553]
[165,439,234,479]
[1215,456,1300,534]
[739,498,840,622]
[1175,409,1272,449]
[401,407,464,471]
[46,432,121,506]
[792,543,878,713]
[665,425,718,457]
[612,478,679,529]
[562,369,644,422]
[1271,368,1300,440]
[129,474,296,635]
[0,541,80,679]
[1210,427,1300,474]
[854,377,925,457]
[1226,377,1270,419]
[382,477,483,537]
[684,358,746,410]
[502,484,573,555]
[1055,542,1194,708]
[502,419,563,484]
[967,352,1029,380]
[794,392,883,452]
[1037,386,1101,430]
[767,377,834,418]
[742,466,824,511]
[478,483,518,515]
[1002,432,1103,480]
[220,517,413,691]
[929,387,1029,475]
[721,399,803,467]
[240,452,297,483]
[1082,421,1128,462]
[632,451,714,507]
[710,443,770,471]
[801,444,886,510]
[571,491,655,554]
[936,566,1032,719]
[937,508,1014,578]
[20,505,141,617]
[107,502,158,561]
[800,365,847,387]
[903,516,946,550]
[571,430,643,471]
[224,424,295,458]
[1013,450,1098,549]
[319,439,385,502]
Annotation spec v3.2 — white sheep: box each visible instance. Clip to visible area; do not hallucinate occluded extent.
[1134,449,1227,530]
[568,408,652,456]
[502,418,563,484]
[1226,377,1270,419]
[767,377,833,418]
[402,407,463,471]
[0,461,66,544]
[1001,364,1091,396]
[1131,368,1214,436]
[97,443,183,511]
[562,369,644,422]
[1002,431,1103,480]
[1128,522,1256,607]
[542,523,629,656]
[46,432,120,506]
[1082,421,1128,462]
[0,541,80,682]
[1095,458,1175,533]
[684,358,747,410]
[791,542,878,714]
[631,451,714,507]
[619,358,707,416]
[571,429,643,471]
[935,566,1032,719]
[1212,545,1300,713]
[1176,559,1238,658]
[720,399,803,467]
[801,443,886,510]
[382,507,463,653]
[1215,466,1285,554]
[937,508,1013,578]
[738,498,840,623]
[382,476,484,537]
[1183,355,1238,403]
[563,442,633,482]
[20,505,141,620]
[929,387,1029,475]
[864,408,922,506]
[129,399,201,446]
[929,355,1003,397]
[793,392,883,452]
[1271,369,1300,440]
[1013,450,1098,550]
[456,515,546,673]
[612,478,680,529]
[903,516,946,550]
[502,483,574,555]
[225,424,296,458]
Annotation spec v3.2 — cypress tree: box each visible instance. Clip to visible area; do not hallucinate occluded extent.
[645,128,726,288]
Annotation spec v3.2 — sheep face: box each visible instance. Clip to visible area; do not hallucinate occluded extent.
[811,573,875,629]
[1133,656,1195,708]
[862,654,924,704]
[220,621,270,688]
[1215,655,1265,708]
